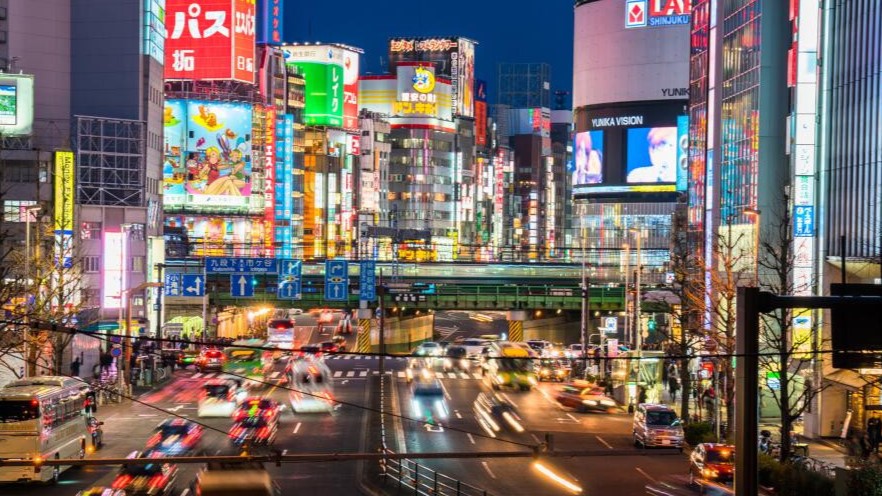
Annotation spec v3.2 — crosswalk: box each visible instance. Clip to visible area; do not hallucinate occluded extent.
[327,370,482,380]
[325,355,407,361]
[187,371,284,380]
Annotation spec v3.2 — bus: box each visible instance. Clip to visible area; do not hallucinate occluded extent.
[482,342,537,391]
[0,376,91,483]
[266,319,295,351]
[286,359,334,413]
[223,346,271,388]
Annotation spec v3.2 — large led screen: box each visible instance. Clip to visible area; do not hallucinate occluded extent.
[283,45,345,127]
[163,99,254,211]
[573,130,604,185]
[626,127,677,183]
[0,85,16,125]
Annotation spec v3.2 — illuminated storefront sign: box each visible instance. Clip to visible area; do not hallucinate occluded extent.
[54,151,75,233]
[264,108,275,251]
[162,99,255,213]
[389,38,458,52]
[626,0,691,29]
[393,65,441,117]
[475,79,487,146]
[164,0,255,83]
[103,232,125,309]
[387,37,474,117]
[283,45,344,127]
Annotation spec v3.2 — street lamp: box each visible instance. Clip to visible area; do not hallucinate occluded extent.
[23,205,42,378]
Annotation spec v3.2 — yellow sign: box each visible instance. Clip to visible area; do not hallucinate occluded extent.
[392,101,437,116]
[412,67,435,94]
[54,151,75,232]
[792,308,813,359]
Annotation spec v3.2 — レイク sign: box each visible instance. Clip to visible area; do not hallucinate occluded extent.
[164,0,255,83]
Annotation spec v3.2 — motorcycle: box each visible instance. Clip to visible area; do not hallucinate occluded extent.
[88,417,104,449]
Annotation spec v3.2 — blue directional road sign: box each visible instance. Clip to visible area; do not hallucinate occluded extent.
[181,274,205,297]
[230,274,255,297]
[360,260,376,301]
[278,259,302,300]
[205,257,278,273]
[165,273,182,296]
[324,260,349,301]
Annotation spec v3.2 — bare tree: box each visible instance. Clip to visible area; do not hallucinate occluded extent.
[757,194,826,462]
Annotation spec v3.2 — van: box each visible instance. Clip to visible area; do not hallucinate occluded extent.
[632,403,684,450]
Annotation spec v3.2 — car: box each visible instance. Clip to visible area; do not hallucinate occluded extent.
[473,392,525,435]
[234,397,282,424]
[195,348,225,373]
[461,338,491,359]
[536,359,570,382]
[77,487,127,496]
[145,419,203,456]
[555,381,617,412]
[442,345,471,371]
[565,344,585,359]
[319,341,339,354]
[331,335,347,351]
[410,376,448,422]
[526,340,553,356]
[689,443,735,485]
[633,403,685,449]
[198,379,246,418]
[175,349,200,368]
[228,415,279,447]
[112,450,178,496]
[296,344,322,358]
[413,341,443,357]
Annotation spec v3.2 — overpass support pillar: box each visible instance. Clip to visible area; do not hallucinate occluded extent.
[356,308,373,353]
[507,310,527,342]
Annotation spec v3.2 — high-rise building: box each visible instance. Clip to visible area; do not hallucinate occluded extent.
[496,62,551,109]
[572,0,690,285]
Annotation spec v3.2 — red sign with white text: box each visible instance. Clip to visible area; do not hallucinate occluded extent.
[164,0,255,83]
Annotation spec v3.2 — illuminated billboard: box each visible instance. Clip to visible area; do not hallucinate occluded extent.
[257,0,283,45]
[164,0,256,83]
[626,127,677,183]
[165,215,271,257]
[342,48,360,131]
[573,131,604,185]
[359,67,454,131]
[282,45,345,127]
[388,37,476,117]
[54,151,75,233]
[0,74,34,136]
[103,231,126,309]
[625,0,692,29]
[163,99,255,212]
[474,79,487,146]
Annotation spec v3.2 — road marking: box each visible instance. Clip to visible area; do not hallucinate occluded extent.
[137,414,158,417]
[636,467,657,483]
[460,373,470,379]
[467,433,475,444]
[596,435,613,449]
[397,371,405,378]
[481,461,497,479]
[333,371,343,378]
[438,378,452,400]
[565,413,580,422]
[472,373,483,380]
[346,371,355,378]
[455,411,463,419]
[179,489,190,496]
[531,434,542,445]
[270,371,281,379]
[192,373,202,379]
[447,372,457,379]
[359,370,368,377]
[293,422,301,434]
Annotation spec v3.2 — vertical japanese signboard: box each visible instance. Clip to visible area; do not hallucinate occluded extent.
[54,151,75,268]
[164,0,255,84]
[342,48,360,131]
[282,45,344,127]
[474,79,487,146]
[264,108,275,252]
[257,0,283,45]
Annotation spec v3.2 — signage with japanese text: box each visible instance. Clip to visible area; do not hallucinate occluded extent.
[164,0,255,83]
[54,151,75,233]
[257,0,283,45]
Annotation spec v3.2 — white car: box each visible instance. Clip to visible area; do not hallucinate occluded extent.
[197,379,246,418]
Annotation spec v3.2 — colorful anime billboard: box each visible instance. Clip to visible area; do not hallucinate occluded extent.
[163,99,254,211]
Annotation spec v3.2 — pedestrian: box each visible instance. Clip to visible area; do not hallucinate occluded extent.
[861,430,873,460]
[70,357,81,377]
[668,377,680,402]
[638,386,647,405]
[869,416,882,453]
[99,351,113,376]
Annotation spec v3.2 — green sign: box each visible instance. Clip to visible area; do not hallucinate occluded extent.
[290,62,344,127]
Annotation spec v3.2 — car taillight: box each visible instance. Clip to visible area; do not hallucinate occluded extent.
[146,432,161,448]
[258,427,269,439]
[150,473,167,488]
[113,474,133,489]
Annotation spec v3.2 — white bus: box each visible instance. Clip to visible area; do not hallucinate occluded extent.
[0,376,91,483]
[266,319,295,352]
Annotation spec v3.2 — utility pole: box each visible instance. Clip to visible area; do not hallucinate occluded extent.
[581,238,589,379]
[378,269,385,377]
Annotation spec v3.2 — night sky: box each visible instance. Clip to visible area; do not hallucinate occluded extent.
[285,0,574,104]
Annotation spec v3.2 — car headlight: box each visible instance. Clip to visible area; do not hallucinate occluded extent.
[541,368,550,375]
[496,374,505,383]
[582,399,598,406]
[600,399,616,407]
[528,376,538,385]
[702,468,718,478]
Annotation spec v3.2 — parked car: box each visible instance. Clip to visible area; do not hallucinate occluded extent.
[633,403,684,450]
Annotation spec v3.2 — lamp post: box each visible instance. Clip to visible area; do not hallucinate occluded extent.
[23,205,42,378]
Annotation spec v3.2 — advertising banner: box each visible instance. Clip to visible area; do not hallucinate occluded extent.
[162,99,254,211]
[342,48,360,131]
[165,216,269,257]
[53,151,75,233]
[103,232,125,309]
[573,131,604,186]
[264,108,275,250]
[283,45,344,127]
[457,39,475,118]
[387,37,474,117]
[257,0,283,45]
[475,79,488,146]
[676,115,689,191]
[164,0,255,83]
[625,127,678,183]
[0,74,34,136]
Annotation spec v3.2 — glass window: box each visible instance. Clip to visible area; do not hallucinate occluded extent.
[3,201,39,222]
[80,222,102,240]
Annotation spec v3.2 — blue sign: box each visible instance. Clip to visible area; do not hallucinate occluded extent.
[205,257,278,273]
[278,259,302,300]
[360,260,377,301]
[110,346,122,358]
[181,274,205,297]
[230,275,255,297]
[165,273,182,296]
[794,206,815,237]
[325,260,349,301]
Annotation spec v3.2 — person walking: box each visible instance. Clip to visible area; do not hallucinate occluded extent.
[668,376,680,402]
[70,357,81,377]
[868,416,882,453]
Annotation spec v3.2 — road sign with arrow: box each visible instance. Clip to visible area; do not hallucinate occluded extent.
[231,275,254,297]
[324,260,348,301]
[181,274,204,297]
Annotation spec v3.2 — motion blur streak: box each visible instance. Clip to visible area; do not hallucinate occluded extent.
[533,460,583,494]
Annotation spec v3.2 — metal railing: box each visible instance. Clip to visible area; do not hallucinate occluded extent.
[381,457,490,496]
